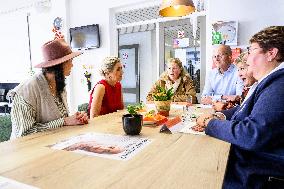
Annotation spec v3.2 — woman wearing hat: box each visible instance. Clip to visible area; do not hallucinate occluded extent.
[88,56,124,118]
[10,38,88,139]
[196,26,284,188]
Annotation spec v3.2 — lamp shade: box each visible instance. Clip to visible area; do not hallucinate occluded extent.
[159,0,195,17]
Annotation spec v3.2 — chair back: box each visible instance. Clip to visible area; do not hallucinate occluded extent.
[0,89,5,102]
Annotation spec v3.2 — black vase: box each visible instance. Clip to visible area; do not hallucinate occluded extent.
[122,114,143,135]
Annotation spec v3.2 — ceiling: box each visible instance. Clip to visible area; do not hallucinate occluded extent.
[0,0,50,15]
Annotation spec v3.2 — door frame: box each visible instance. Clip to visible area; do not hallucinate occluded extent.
[118,44,140,104]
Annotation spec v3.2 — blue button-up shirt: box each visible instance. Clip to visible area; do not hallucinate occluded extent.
[202,64,244,100]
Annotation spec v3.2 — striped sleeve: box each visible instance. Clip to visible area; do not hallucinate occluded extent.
[11,94,64,138]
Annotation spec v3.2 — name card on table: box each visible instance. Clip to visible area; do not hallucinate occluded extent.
[159,116,206,135]
[160,116,184,134]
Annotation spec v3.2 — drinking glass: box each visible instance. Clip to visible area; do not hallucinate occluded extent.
[182,105,193,122]
[209,92,215,103]
[187,95,193,106]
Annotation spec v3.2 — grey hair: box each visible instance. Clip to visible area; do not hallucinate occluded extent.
[99,56,121,76]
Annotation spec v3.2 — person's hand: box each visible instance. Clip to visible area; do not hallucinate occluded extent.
[222,95,240,102]
[76,111,88,124]
[64,112,88,126]
[196,113,214,128]
[201,96,213,105]
[212,101,227,111]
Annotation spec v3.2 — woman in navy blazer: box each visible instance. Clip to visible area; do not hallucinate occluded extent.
[196,26,284,188]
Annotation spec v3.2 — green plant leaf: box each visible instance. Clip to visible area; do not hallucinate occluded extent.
[126,102,144,115]
[153,85,174,101]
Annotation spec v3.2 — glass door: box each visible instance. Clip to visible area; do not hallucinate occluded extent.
[118,44,140,105]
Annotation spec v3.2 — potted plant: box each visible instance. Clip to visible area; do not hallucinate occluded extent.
[122,103,143,135]
[152,86,174,116]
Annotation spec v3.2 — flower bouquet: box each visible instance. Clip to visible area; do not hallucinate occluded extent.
[152,86,174,116]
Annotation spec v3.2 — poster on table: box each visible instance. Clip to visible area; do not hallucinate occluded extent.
[50,133,152,161]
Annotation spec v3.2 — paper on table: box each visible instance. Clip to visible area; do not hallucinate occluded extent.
[50,133,152,161]
[0,176,39,189]
[196,104,212,109]
[170,103,185,109]
[179,121,206,135]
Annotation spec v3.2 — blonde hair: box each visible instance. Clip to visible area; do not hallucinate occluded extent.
[234,52,247,65]
[167,58,183,69]
[100,56,121,76]
[166,58,188,78]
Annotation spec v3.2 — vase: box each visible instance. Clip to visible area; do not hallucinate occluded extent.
[122,114,143,135]
[154,100,171,117]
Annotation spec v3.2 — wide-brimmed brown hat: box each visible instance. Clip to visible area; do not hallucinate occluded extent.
[34,38,83,68]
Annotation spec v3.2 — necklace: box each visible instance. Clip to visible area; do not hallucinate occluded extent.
[48,83,56,96]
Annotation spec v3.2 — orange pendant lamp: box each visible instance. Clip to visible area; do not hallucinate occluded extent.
[159,0,195,17]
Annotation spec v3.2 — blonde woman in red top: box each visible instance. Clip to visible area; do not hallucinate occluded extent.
[88,57,124,118]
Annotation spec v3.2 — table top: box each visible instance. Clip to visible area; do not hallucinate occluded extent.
[0,108,230,189]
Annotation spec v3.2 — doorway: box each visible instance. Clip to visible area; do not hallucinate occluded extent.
[118,44,140,105]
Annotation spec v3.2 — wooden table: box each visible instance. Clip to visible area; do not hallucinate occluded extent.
[0,108,230,189]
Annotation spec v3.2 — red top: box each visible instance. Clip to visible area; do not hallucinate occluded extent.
[88,79,123,116]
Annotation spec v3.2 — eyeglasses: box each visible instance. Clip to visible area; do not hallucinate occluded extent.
[247,47,262,55]
[238,66,248,72]
[212,53,227,59]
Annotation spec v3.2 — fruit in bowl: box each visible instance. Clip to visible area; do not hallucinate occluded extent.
[143,110,168,125]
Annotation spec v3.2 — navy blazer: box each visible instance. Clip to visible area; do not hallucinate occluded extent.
[206,68,284,188]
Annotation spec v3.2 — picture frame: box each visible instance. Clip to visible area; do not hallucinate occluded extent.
[212,21,238,45]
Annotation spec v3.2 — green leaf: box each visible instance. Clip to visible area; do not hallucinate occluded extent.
[153,85,174,101]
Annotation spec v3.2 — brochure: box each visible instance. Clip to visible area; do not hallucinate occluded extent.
[50,133,152,161]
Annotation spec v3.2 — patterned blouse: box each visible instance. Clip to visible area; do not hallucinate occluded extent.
[10,93,67,138]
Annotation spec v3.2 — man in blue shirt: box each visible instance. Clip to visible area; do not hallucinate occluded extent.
[201,45,243,104]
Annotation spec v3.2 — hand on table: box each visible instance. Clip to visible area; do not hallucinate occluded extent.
[64,112,88,126]
[222,95,241,102]
[196,113,214,128]
[201,96,213,105]
[212,101,227,111]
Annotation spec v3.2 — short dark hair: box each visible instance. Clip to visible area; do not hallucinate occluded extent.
[249,26,284,62]
[217,44,232,56]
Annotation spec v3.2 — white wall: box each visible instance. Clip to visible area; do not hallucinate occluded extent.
[68,0,159,112]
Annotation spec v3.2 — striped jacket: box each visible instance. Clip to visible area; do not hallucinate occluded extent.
[10,73,68,139]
